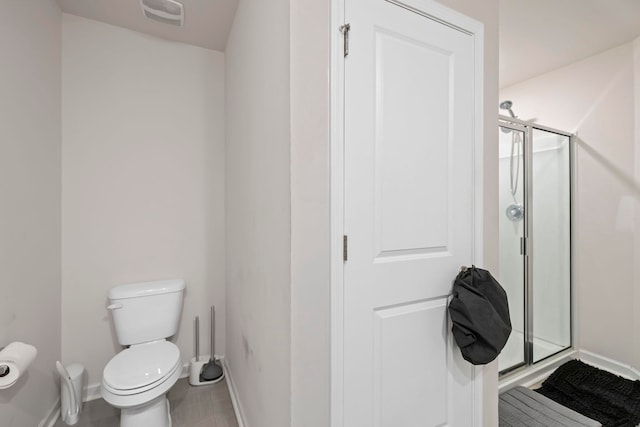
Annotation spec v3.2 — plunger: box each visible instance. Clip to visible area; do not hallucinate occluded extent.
[200,305,224,382]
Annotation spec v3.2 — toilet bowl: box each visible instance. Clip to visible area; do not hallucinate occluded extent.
[101,280,185,427]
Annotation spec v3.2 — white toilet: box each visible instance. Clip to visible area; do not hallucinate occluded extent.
[101,279,185,427]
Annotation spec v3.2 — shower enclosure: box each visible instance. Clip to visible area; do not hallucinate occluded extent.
[498,105,573,375]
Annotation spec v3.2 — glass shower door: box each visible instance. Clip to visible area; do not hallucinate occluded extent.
[498,118,573,376]
[498,125,526,373]
[531,128,572,362]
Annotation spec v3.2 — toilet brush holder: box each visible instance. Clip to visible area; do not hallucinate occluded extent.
[188,356,208,386]
[189,355,224,386]
[189,308,225,386]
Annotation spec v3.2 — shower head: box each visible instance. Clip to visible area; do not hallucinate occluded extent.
[500,100,516,118]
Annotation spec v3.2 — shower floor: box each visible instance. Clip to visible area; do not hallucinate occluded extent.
[499,330,566,373]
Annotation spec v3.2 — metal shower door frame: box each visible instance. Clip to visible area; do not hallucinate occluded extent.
[498,114,574,377]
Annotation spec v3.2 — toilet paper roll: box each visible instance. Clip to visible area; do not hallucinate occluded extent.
[0,342,37,389]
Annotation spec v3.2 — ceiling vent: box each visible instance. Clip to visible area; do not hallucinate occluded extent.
[140,0,184,27]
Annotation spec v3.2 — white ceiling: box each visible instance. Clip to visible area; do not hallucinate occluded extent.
[57,0,238,52]
[500,0,640,88]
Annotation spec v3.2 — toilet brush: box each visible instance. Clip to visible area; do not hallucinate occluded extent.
[199,306,224,383]
[188,316,206,386]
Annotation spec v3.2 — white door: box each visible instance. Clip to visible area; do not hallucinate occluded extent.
[342,0,481,426]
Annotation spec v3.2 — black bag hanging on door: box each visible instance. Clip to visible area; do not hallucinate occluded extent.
[448,266,512,365]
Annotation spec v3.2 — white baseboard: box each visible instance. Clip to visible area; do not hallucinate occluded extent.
[578,349,640,380]
[223,359,248,427]
[85,382,102,402]
[38,398,60,427]
[181,360,191,379]
[499,349,578,393]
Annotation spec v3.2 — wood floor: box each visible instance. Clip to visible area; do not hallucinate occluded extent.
[53,377,239,427]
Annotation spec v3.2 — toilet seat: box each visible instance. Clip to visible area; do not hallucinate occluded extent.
[103,341,181,396]
[101,362,181,410]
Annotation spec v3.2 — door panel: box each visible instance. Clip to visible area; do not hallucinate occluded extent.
[343,0,479,425]
[373,299,448,427]
[374,29,451,258]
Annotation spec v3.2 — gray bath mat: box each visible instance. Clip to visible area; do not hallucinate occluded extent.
[499,386,602,427]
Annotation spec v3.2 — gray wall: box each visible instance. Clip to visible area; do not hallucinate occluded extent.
[224,0,291,426]
[0,1,62,425]
[61,13,226,388]
[290,0,331,425]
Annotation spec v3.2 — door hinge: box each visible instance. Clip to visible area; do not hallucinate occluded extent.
[343,235,348,262]
[520,237,526,256]
[339,23,351,57]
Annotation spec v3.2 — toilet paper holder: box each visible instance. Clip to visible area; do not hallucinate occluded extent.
[0,342,38,390]
[0,345,7,377]
[0,347,7,377]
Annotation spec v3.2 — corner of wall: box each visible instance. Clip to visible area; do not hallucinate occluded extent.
[633,35,640,369]
[290,0,331,426]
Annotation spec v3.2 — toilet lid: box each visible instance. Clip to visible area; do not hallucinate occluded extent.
[103,341,180,391]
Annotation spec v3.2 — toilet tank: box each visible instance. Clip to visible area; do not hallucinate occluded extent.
[108,279,185,346]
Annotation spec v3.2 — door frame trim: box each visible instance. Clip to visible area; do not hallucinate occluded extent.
[329,1,485,425]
